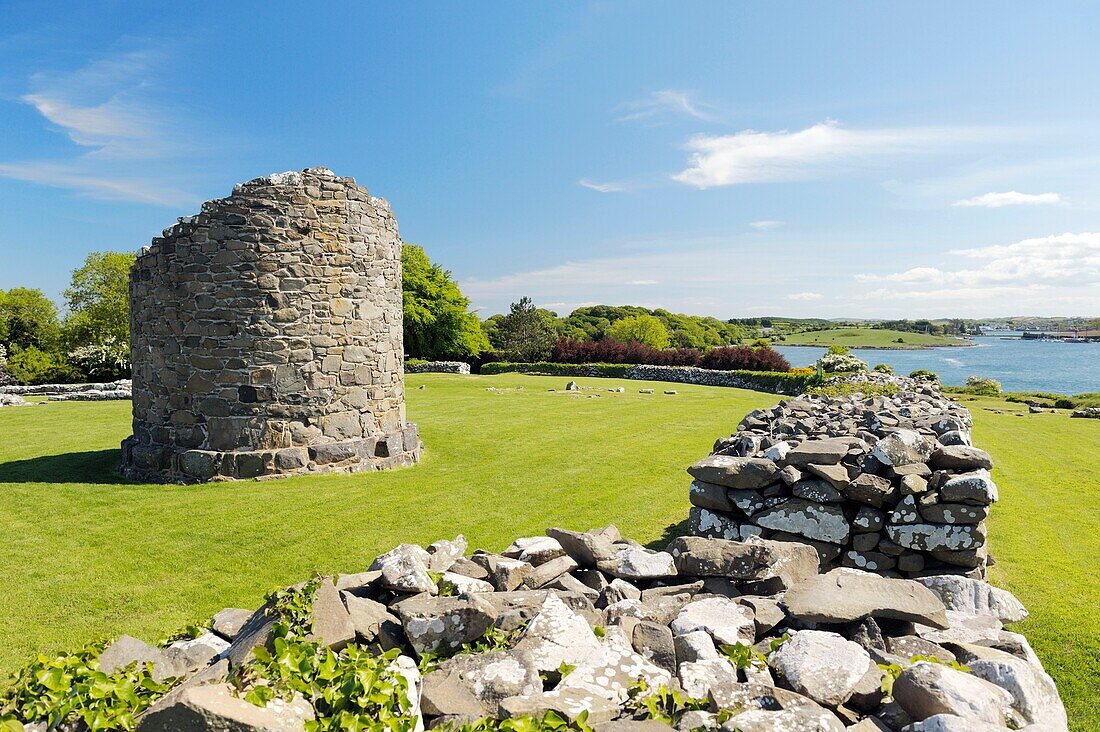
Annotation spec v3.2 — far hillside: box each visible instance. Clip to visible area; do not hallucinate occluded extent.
[778,327,969,349]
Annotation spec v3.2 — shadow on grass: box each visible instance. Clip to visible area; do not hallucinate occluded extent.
[646,518,692,550]
[0,449,129,485]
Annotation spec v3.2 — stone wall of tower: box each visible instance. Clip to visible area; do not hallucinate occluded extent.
[121,167,420,482]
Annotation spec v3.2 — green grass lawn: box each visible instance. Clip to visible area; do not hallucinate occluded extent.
[0,375,1096,729]
[781,327,968,349]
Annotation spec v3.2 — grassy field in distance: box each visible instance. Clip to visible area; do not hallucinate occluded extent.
[780,327,969,349]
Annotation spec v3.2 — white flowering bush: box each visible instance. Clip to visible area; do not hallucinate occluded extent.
[818,352,868,373]
[68,337,131,380]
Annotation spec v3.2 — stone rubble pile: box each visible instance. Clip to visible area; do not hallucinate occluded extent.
[1070,406,1100,419]
[18,526,1065,732]
[0,393,32,408]
[687,379,998,579]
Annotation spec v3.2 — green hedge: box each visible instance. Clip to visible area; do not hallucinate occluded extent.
[480,362,633,378]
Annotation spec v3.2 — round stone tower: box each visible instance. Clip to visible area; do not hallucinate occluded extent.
[121,167,421,482]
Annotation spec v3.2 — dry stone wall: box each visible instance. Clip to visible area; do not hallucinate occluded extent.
[687,377,996,578]
[121,167,420,482]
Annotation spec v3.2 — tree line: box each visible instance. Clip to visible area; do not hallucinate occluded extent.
[0,244,752,384]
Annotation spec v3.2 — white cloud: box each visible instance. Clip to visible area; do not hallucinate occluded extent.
[854,266,942,284]
[617,89,714,122]
[788,291,823,301]
[672,120,989,189]
[952,191,1063,208]
[749,220,782,230]
[626,279,659,285]
[578,178,628,193]
[854,232,1100,312]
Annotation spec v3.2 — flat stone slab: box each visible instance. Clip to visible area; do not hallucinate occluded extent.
[751,499,850,545]
[687,456,778,490]
[783,568,950,628]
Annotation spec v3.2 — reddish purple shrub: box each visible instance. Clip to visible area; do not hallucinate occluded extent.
[697,345,790,372]
[550,338,700,366]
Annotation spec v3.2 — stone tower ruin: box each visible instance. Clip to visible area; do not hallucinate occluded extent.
[121,167,421,482]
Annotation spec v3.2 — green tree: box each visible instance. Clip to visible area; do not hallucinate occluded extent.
[63,251,136,348]
[0,287,61,352]
[606,314,671,349]
[402,244,489,359]
[490,297,557,362]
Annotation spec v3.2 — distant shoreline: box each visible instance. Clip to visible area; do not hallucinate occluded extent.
[776,342,977,351]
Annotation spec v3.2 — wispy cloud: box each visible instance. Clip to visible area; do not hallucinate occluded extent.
[672,120,993,189]
[952,191,1063,208]
[749,220,783,230]
[0,51,196,206]
[617,89,715,123]
[22,51,165,158]
[0,162,191,206]
[788,291,823,301]
[578,178,629,193]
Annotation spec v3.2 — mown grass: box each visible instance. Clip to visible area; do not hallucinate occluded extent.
[0,375,1096,729]
[953,395,1099,729]
[780,327,967,349]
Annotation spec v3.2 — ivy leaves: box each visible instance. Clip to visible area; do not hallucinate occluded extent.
[235,629,419,732]
[0,643,173,731]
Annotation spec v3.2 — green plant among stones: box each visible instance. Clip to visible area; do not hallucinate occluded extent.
[808,381,900,397]
[266,575,323,636]
[419,623,527,674]
[235,632,419,732]
[718,642,767,670]
[437,710,593,732]
[458,625,523,656]
[719,634,790,672]
[0,642,174,731]
[909,368,940,382]
[878,655,971,697]
[430,571,459,597]
[623,679,709,726]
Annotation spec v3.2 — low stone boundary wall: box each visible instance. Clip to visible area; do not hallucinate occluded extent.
[480,362,811,395]
[0,379,131,396]
[405,360,471,374]
[687,378,997,579]
[2,525,1065,730]
[625,365,810,395]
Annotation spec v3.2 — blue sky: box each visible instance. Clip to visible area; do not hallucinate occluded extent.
[1,2,1098,319]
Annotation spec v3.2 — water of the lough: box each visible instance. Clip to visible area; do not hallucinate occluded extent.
[775,337,1099,394]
